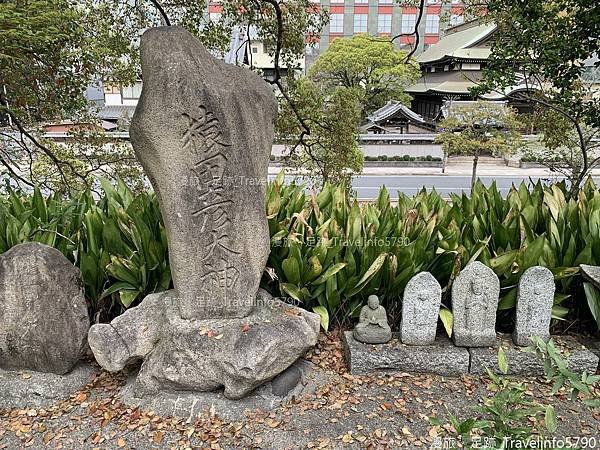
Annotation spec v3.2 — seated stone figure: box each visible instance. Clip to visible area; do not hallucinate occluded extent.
[353,295,392,344]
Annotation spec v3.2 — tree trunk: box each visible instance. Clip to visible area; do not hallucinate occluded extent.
[471,152,479,189]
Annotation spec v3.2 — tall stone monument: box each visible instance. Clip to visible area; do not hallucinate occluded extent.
[452,261,499,347]
[513,266,555,346]
[130,26,274,320]
[400,272,441,345]
[88,26,320,400]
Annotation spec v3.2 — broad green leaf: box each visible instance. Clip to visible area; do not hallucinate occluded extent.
[497,346,508,375]
[313,262,346,285]
[583,282,600,330]
[312,305,329,331]
[439,307,453,338]
[544,405,557,433]
[119,289,139,308]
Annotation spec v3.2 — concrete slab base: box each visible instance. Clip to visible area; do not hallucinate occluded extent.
[468,334,599,376]
[0,363,98,410]
[343,332,470,376]
[343,332,599,377]
[119,359,329,422]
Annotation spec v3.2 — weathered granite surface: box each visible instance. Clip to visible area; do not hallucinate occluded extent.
[469,334,599,375]
[400,272,441,345]
[0,364,97,409]
[0,243,89,375]
[513,266,555,346]
[452,261,499,347]
[89,290,320,399]
[353,295,392,344]
[130,26,277,320]
[581,264,600,290]
[343,332,469,376]
[120,359,328,422]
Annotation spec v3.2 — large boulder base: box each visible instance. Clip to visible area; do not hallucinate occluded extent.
[88,290,320,399]
[130,26,277,320]
[0,243,89,375]
[119,359,329,422]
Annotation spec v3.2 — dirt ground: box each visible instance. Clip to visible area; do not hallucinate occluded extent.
[1,332,598,450]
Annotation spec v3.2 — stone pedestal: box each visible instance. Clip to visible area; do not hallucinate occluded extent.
[343,332,470,376]
[120,359,328,422]
[469,334,599,376]
[89,290,320,400]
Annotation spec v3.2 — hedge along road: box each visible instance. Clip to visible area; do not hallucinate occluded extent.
[269,174,600,200]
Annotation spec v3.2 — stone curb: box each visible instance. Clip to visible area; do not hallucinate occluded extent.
[343,332,599,377]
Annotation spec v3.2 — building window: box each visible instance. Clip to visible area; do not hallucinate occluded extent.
[426,0,439,3]
[354,14,368,33]
[330,0,344,3]
[355,0,368,3]
[209,12,221,22]
[379,0,393,3]
[378,14,392,33]
[121,83,142,99]
[401,14,416,34]
[449,14,464,26]
[251,46,258,53]
[330,13,344,33]
[425,14,439,33]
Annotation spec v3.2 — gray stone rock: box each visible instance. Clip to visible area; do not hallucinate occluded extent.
[0,363,97,409]
[130,26,277,320]
[271,364,302,397]
[88,290,320,400]
[400,272,441,345]
[513,266,555,346]
[120,360,328,422]
[581,264,600,289]
[88,291,168,372]
[0,243,89,375]
[353,295,392,344]
[469,334,599,375]
[452,261,499,347]
[343,332,469,376]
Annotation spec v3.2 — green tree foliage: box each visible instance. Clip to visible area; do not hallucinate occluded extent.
[0,0,326,193]
[308,35,420,117]
[472,0,600,197]
[435,101,522,187]
[277,78,363,186]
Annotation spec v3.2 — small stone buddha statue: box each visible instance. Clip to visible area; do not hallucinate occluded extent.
[353,295,392,344]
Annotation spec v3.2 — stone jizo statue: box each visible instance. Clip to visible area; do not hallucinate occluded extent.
[452,261,499,347]
[400,271,441,345]
[353,295,392,344]
[513,266,554,346]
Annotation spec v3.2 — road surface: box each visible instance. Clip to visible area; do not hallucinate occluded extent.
[269,173,576,199]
